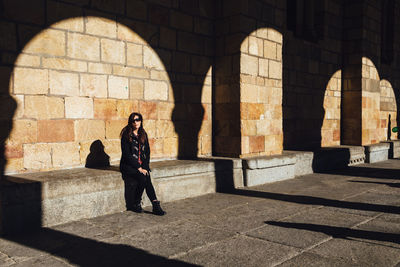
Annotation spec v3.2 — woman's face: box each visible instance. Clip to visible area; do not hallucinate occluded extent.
[132,115,142,130]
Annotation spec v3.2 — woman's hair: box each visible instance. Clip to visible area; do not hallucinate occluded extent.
[120,112,148,144]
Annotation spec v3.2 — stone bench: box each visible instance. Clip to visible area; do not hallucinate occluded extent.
[0,158,243,234]
[364,142,390,163]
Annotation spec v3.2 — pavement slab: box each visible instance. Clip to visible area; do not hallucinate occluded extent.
[277,252,362,267]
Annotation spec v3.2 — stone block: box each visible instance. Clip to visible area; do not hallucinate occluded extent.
[269,60,282,80]
[3,0,44,25]
[101,39,125,64]
[94,99,117,119]
[116,100,138,119]
[201,84,212,104]
[47,1,84,32]
[383,140,400,158]
[85,16,117,38]
[38,120,74,143]
[156,120,176,138]
[105,120,126,139]
[127,43,143,67]
[143,120,156,138]
[15,54,40,67]
[103,139,122,163]
[200,135,212,155]
[285,150,314,176]
[0,21,17,51]
[74,120,105,141]
[268,28,283,43]
[52,142,80,168]
[144,46,164,70]
[23,143,52,170]
[8,119,37,144]
[259,58,269,77]
[25,96,64,120]
[49,71,79,96]
[5,141,22,159]
[157,102,174,120]
[264,40,277,59]
[240,83,259,103]
[67,32,100,61]
[117,23,146,44]
[65,97,93,119]
[170,10,193,31]
[149,137,163,157]
[241,54,258,76]
[4,158,23,174]
[23,28,65,56]
[13,68,48,95]
[163,137,179,156]
[113,65,149,79]
[126,0,147,20]
[129,79,144,100]
[88,63,112,74]
[249,136,265,153]
[108,76,129,99]
[241,120,257,136]
[80,73,108,98]
[139,101,157,120]
[42,57,87,72]
[248,36,263,56]
[364,142,390,163]
[150,70,170,81]
[144,80,168,101]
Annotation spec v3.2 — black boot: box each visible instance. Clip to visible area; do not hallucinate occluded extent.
[152,200,166,216]
[130,203,143,213]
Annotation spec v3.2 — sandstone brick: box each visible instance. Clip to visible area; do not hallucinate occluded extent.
[201,84,211,104]
[248,36,263,56]
[75,120,105,141]
[13,68,48,94]
[67,32,100,61]
[113,65,149,79]
[156,120,176,138]
[256,119,270,135]
[88,63,112,74]
[8,119,37,144]
[264,40,277,59]
[259,58,269,77]
[199,120,211,137]
[241,54,258,76]
[86,16,117,38]
[144,80,168,101]
[117,100,137,119]
[139,101,157,120]
[80,74,108,98]
[23,28,65,56]
[150,70,170,81]
[25,96,64,120]
[106,120,126,139]
[52,142,80,168]
[65,97,93,119]
[1,66,13,95]
[246,103,265,120]
[13,95,24,119]
[241,136,250,155]
[276,44,282,61]
[0,21,17,51]
[240,83,259,103]
[163,137,178,156]
[42,57,87,72]
[4,158,23,173]
[269,60,282,80]
[108,76,129,99]
[256,28,269,39]
[5,140,23,159]
[130,79,144,100]
[240,38,249,53]
[157,102,174,120]
[148,138,163,158]
[249,136,265,153]
[241,120,257,136]
[23,143,52,170]
[144,46,164,70]
[49,71,79,96]
[103,139,121,163]
[268,29,282,43]
[38,120,74,143]
[15,54,40,67]
[101,39,125,64]
[200,136,211,155]
[47,1,84,32]
[94,99,117,119]
[143,120,156,138]
[117,23,146,44]
[127,43,143,67]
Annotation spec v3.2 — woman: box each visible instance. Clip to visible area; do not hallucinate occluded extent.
[120,112,165,216]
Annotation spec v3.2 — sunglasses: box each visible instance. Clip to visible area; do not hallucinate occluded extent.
[133,118,142,122]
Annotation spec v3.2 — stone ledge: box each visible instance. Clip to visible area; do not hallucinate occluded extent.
[382,140,400,158]
[364,142,390,163]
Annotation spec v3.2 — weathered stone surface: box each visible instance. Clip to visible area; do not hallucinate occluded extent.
[269,60,282,79]
[23,143,52,170]
[101,39,125,64]
[240,54,258,76]
[143,46,164,70]
[105,120,126,139]
[65,97,94,119]
[116,100,137,119]
[0,21,17,51]
[74,120,105,141]
[8,119,37,144]
[88,62,112,74]
[52,142,80,168]
[94,99,117,119]
[144,80,168,101]
[108,76,129,99]
[13,68,48,95]
[67,32,100,61]
[49,71,79,96]
[23,28,65,56]
[38,120,74,143]
[80,74,108,98]
[126,43,143,67]
[25,96,64,120]
[365,143,389,163]
[85,16,117,38]
[42,57,87,72]
[130,79,144,99]
[15,54,41,67]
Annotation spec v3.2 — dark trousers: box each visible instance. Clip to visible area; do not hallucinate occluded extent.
[123,172,157,210]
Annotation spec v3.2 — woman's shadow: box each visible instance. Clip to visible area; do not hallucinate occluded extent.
[85,140,110,169]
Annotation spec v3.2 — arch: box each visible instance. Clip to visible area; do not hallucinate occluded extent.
[379,79,397,140]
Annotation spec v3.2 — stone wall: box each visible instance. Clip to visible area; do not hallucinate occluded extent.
[2,0,214,174]
[240,28,283,156]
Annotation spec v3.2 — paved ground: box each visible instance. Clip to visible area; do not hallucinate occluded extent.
[0,159,400,266]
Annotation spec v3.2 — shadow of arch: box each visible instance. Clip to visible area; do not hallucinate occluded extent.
[379,79,397,141]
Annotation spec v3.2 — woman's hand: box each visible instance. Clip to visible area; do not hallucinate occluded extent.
[138,167,149,176]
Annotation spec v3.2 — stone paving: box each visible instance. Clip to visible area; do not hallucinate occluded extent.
[1,159,400,266]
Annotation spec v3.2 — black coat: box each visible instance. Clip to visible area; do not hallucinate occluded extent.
[120,133,150,176]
